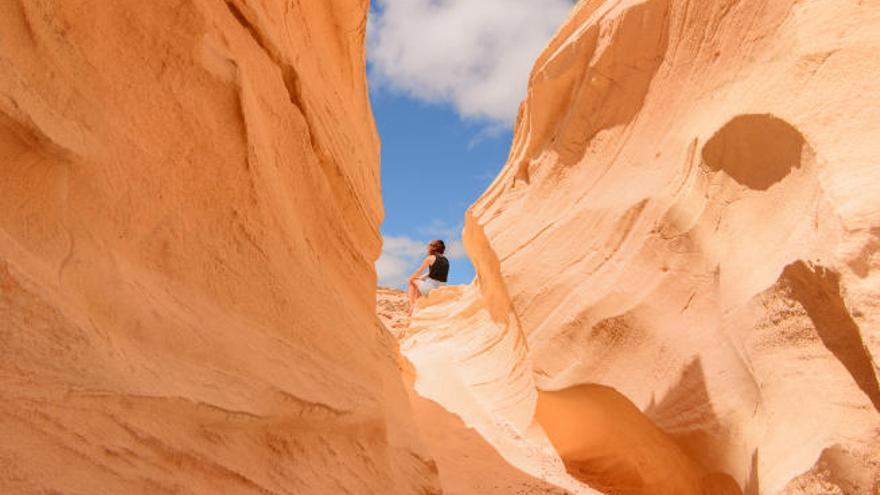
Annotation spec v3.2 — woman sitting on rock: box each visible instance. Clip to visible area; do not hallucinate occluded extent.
[407,239,449,314]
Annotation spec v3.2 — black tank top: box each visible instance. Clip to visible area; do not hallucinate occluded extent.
[428,255,449,282]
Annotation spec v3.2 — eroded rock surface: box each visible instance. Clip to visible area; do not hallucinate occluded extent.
[377,288,573,494]
[0,1,439,493]
[403,0,880,494]
[377,287,411,338]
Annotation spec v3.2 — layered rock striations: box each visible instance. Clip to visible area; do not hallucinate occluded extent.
[403,0,880,493]
[377,288,573,494]
[0,1,439,493]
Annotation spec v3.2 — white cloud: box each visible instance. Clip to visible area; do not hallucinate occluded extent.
[376,233,468,288]
[416,218,463,240]
[368,0,572,126]
[445,238,466,259]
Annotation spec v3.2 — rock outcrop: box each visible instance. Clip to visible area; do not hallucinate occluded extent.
[377,287,411,338]
[377,288,573,494]
[402,0,880,494]
[0,1,440,493]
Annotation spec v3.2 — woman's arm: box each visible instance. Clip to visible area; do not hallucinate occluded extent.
[407,256,434,283]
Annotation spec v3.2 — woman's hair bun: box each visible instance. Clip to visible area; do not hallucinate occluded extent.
[429,239,445,254]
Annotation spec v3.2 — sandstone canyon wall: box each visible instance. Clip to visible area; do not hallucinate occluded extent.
[0,1,440,493]
[403,0,880,493]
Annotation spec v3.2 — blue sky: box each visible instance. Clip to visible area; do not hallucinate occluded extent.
[370,88,511,286]
[367,0,572,288]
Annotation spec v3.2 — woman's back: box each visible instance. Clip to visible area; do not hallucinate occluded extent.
[428,255,449,282]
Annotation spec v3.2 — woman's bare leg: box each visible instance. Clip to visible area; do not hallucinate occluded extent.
[407,280,421,314]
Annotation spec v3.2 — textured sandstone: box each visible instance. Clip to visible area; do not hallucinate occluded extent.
[403,0,880,494]
[377,290,573,494]
[0,1,440,493]
[377,287,411,338]
[407,391,572,495]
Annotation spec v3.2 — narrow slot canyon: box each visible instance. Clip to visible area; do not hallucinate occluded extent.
[1,0,878,494]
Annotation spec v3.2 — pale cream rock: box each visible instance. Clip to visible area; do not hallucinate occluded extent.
[376,290,574,494]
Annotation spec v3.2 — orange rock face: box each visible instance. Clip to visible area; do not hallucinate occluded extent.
[0,1,439,493]
[377,287,411,338]
[402,0,880,494]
